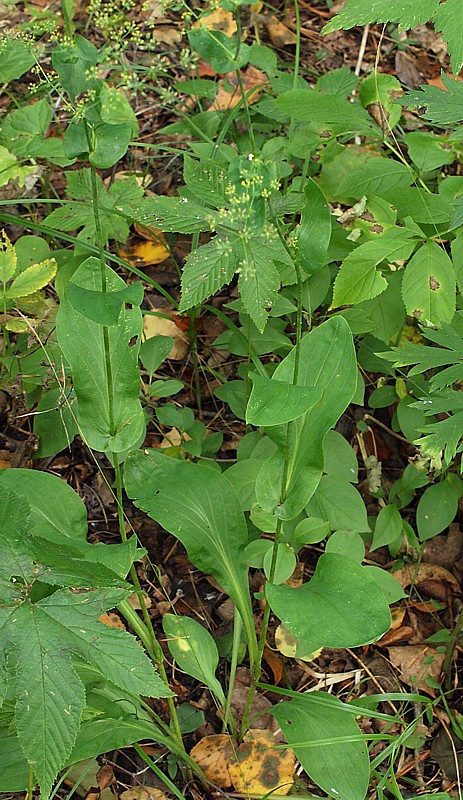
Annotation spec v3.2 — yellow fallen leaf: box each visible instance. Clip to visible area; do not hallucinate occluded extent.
[190,734,234,789]
[212,66,267,111]
[228,733,295,796]
[120,788,167,800]
[193,7,236,36]
[266,15,297,47]
[120,237,170,267]
[143,310,189,360]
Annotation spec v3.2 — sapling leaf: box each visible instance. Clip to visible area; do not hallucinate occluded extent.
[163,614,226,705]
[271,693,369,800]
[124,449,258,666]
[246,373,322,426]
[56,257,145,454]
[256,317,357,519]
[370,504,403,551]
[266,553,391,648]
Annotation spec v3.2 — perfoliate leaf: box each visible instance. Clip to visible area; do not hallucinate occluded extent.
[124,450,258,667]
[89,122,133,169]
[6,259,57,299]
[246,374,322,426]
[56,257,145,454]
[66,280,144,326]
[163,614,225,705]
[271,693,369,800]
[401,241,455,325]
[179,236,235,311]
[323,0,440,33]
[266,553,391,648]
[0,99,51,158]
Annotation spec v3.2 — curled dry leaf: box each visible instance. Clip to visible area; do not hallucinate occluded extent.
[228,731,295,796]
[388,644,444,694]
[190,734,234,789]
[120,237,170,267]
[211,66,268,111]
[392,562,461,602]
[143,310,189,360]
[265,16,297,47]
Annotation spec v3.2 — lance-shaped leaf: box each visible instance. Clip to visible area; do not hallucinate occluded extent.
[124,449,258,666]
[256,317,357,519]
[56,257,145,454]
[271,693,369,800]
[297,179,331,275]
[163,614,225,705]
[266,553,390,648]
[246,373,322,426]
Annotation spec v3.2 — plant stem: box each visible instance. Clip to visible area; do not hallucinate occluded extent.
[222,611,242,735]
[443,603,463,692]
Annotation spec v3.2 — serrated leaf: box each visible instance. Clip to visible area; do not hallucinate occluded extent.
[402,241,455,325]
[322,0,440,34]
[339,158,414,198]
[14,605,86,800]
[145,195,215,234]
[433,0,463,76]
[403,73,463,124]
[179,236,234,311]
[163,614,225,705]
[6,259,57,299]
[0,232,17,284]
[275,89,379,137]
[235,231,287,332]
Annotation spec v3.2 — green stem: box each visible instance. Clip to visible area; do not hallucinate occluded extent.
[222,611,242,735]
[443,603,463,693]
[26,765,35,800]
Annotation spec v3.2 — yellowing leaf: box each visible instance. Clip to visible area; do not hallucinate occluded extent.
[4,317,32,333]
[143,310,189,360]
[228,733,295,796]
[0,230,17,284]
[7,258,57,299]
[190,734,233,789]
[193,7,237,36]
[120,787,167,800]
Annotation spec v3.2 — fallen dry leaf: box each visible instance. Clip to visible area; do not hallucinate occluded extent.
[190,734,233,789]
[264,646,284,685]
[143,310,189,360]
[193,7,237,36]
[231,667,279,733]
[98,612,126,630]
[120,788,167,800]
[120,239,170,267]
[266,15,297,47]
[96,765,115,792]
[211,66,267,111]
[228,732,295,796]
[392,562,461,602]
[388,644,444,694]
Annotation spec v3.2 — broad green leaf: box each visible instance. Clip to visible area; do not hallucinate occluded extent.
[326,530,365,561]
[396,395,426,442]
[402,241,455,325]
[66,278,144,326]
[338,158,414,198]
[404,73,463,124]
[100,84,138,133]
[323,430,358,482]
[370,504,403,551]
[275,89,380,138]
[359,271,405,343]
[358,73,403,129]
[297,179,331,275]
[0,723,30,792]
[180,236,235,311]
[139,335,173,376]
[0,486,32,578]
[271,693,369,800]
[183,154,227,207]
[0,39,35,82]
[163,614,225,705]
[56,258,145,454]
[416,474,463,541]
[124,449,258,665]
[405,132,456,173]
[263,542,296,584]
[0,468,87,543]
[0,98,51,157]
[0,232,17,283]
[188,28,250,73]
[323,0,440,33]
[246,373,322,426]
[365,566,407,603]
[384,187,451,225]
[14,235,50,269]
[256,317,357,519]
[89,122,133,169]
[316,66,359,96]
[33,388,79,459]
[0,146,36,189]
[266,553,390,647]
[6,258,57,299]
[306,475,370,532]
[433,0,463,76]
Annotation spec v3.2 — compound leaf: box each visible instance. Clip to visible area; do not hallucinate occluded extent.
[323,0,440,33]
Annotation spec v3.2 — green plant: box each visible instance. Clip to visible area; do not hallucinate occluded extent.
[2,0,463,797]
